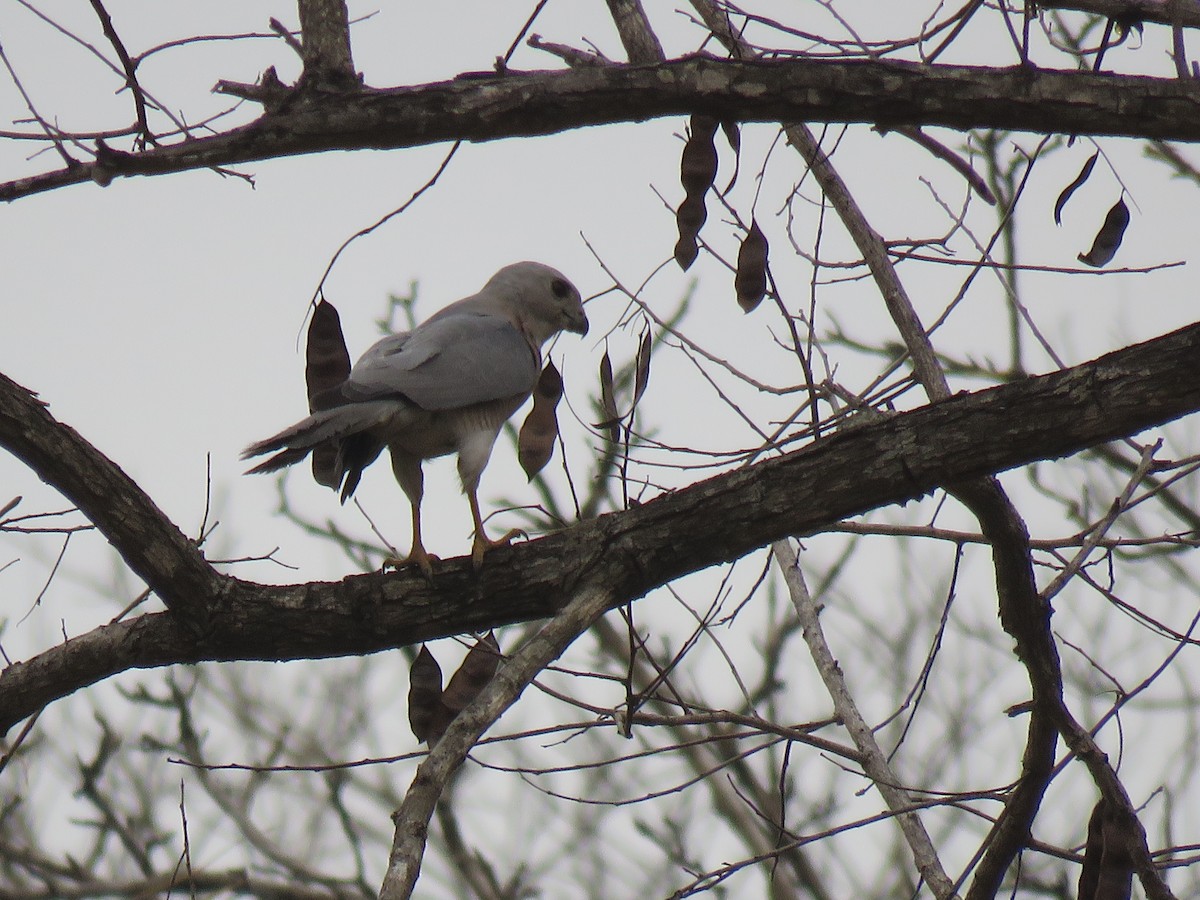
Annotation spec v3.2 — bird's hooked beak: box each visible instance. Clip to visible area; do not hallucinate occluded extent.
[566,306,589,337]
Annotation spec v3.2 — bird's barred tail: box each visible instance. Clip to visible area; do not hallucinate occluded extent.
[241,401,398,474]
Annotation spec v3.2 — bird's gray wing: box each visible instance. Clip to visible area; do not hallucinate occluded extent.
[341,312,538,410]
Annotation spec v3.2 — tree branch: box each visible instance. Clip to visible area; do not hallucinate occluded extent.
[296,0,357,89]
[2,322,1200,737]
[6,57,1200,201]
[687,4,1066,889]
[605,0,665,64]
[773,541,959,898]
[0,374,222,630]
[1041,0,1200,30]
[380,583,614,898]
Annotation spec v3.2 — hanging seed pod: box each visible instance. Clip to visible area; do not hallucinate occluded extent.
[306,299,352,487]
[1077,198,1130,267]
[632,329,652,410]
[306,299,351,407]
[518,361,564,480]
[1054,152,1098,225]
[720,120,740,154]
[1077,799,1133,900]
[673,193,707,270]
[720,121,741,194]
[441,632,502,717]
[680,115,719,193]
[674,115,719,270]
[735,219,769,312]
[407,645,449,745]
[596,349,621,443]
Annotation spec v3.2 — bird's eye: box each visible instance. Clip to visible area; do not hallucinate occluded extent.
[550,278,571,299]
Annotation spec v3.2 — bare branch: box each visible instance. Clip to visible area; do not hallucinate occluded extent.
[1040,0,1200,30]
[380,584,615,898]
[6,58,1200,201]
[87,0,153,147]
[0,372,220,626]
[1,321,1199,735]
[296,0,358,88]
[605,0,666,64]
[773,541,959,898]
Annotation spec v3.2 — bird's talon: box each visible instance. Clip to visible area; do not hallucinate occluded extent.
[471,528,525,569]
[382,549,438,579]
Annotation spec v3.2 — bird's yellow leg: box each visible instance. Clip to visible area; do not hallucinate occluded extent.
[383,501,437,578]
[469,490,524,569]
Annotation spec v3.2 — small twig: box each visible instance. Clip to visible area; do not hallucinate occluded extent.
[502,0,552,65]
[890,126,995,204]
[269,17,304,57]
[352,498,401,561]
[1040,440,1161,602]
[197,452,214,545]
[108,587,153,625]
[18,532,72,625]
[0,707,42,776]
[88,0,153,148]
[0,38,76,168]
[1172,25,1190,79]
[527,34,609,67]
[176,781,196,897]
[300,142,462,343]
[772,540,961,899]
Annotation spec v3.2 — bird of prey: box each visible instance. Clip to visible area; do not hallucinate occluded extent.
[243,261,588,574]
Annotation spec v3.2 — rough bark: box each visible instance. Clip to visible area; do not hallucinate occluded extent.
[1,320,1199,736]
[296,0,357,88]
[7,57,1200,201]
[1042,0,1200,29]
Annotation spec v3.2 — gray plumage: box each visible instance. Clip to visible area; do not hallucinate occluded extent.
[243,261,588,572]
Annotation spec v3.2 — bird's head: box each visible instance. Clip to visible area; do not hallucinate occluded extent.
[489,261,589,345]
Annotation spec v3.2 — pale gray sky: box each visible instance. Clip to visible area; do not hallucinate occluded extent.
[2,6,1200,890]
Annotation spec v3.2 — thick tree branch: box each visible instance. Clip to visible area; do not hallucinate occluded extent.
[1042,0,1200,29]
[2,322,1200,737]
[6,57,1200,201]
[687,4,1066,890]
[296,0,357,89]
[605,0,665,64]
[0,374,222,631]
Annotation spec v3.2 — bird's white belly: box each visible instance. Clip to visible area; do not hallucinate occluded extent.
[375,396,526,461]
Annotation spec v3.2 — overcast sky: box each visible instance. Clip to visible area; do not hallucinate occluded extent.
[5,3,1200,891]
[3,2,1198,633]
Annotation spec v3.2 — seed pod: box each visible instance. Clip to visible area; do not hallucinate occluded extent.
[674,115,719,270]
[442,632,502,716]
[408,645,448,745]
[306,299,352,487]
[1077,198,1130,267]
[596,350,620,443]
[1077,799,1133,900]
[680,115,719,194]
[720,120,740,154]
[518,362,564,480]
[632,329,652,409]
[1054,152,1098,225]
[306,299,351,407]
[673,192,708,270]
[735,220,769,312]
